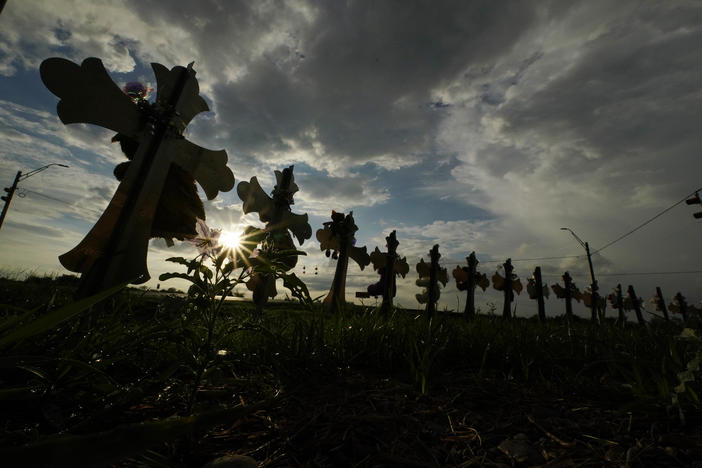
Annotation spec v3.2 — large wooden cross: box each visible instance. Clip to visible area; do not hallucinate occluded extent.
[237,165,311,315]
[453,251,489,319]
[317,211,370,314]
[416,244,448,318]
[41,57,234,296]
[359,230,409,314]
[492,258,522,319]
[551,271,581,321]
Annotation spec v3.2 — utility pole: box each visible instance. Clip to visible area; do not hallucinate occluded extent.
[583,241,600,321]
[561,228,600,322]
[0,164,69,233]
[0,171,21,232]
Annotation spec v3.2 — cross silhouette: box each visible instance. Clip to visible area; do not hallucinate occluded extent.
[237,165,311,315]
[41,57,234,295]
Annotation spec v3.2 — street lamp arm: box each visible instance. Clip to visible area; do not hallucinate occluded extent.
[560,227,586,249]
[19,163,69,181]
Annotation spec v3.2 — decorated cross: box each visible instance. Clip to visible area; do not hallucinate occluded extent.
[551,271,581,321]
[453,252,488,319]
[624,285,645,325]
[358,230,409,314]
[526,266,549,321]
[668,292,699,323]
[608,284,626,324]
[492,258,522,319]
[41,57,234,296]
[583,286,606,321]
[317,211,370,313]
[237,165,312,316]
[649,287,670,322]
[416,244,448,318]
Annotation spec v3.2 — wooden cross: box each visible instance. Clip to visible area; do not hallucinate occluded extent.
[453,252,488,319]
[650,287,669,322]
[238,166,311,315]
[625,285,645,325]
[316,211,370,313]
[551,272,581,321]
[416,244,448,318]
[608,284,625,325]
[669,292,691,323]
[41,57,234,296]
[492,258,522,319]
[526,266,548,321]
[583,287,606,320]
[359,230,409,314]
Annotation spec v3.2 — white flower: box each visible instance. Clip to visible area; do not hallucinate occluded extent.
[188,218,222,256]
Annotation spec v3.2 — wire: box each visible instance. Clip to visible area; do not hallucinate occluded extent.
[477,255,585,264]
[22,189,74,206]
[541,270,702,278]
[21,189,104,218]
[441,254,585,266]
[593,186,702,254]
[592,270,702,277]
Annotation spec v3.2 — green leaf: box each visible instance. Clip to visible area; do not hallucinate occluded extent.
[270,249,307,259]
[0,281,128,349]
[158,272,199,285]
[281,272,313,307]
[164,257,190,266]
[17,365,51,382]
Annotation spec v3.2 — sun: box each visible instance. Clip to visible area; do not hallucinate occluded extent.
[219,229,242,251]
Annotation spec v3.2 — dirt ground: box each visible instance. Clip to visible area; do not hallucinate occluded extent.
[182,370,702,467]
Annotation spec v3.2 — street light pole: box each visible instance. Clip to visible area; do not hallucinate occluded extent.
[0,163,69,232]
[561,227,600,322]
[19,163,70,181]
[0,171,22,232]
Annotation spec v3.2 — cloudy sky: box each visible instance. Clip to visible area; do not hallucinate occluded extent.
[1,0,701,318]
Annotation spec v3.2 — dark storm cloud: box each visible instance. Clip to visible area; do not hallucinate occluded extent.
[499,2,702,191]
[169,0,541,171]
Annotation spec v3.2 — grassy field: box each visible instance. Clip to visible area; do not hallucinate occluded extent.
[1,275,701,467]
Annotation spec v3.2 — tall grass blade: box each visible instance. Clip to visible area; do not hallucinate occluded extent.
[0,282,128,349]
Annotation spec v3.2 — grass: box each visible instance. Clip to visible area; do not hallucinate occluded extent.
[0,274,701,466]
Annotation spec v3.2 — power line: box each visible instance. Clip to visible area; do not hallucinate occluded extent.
[593,186,702,254]
[441,254,585,266]
[20,189,104,218]
[542,270,702,278]
[473,255,585,264]
[22,189,73,206]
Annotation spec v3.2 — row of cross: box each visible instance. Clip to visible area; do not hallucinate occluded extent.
[437,254,697,324]
[39,57,698,323]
